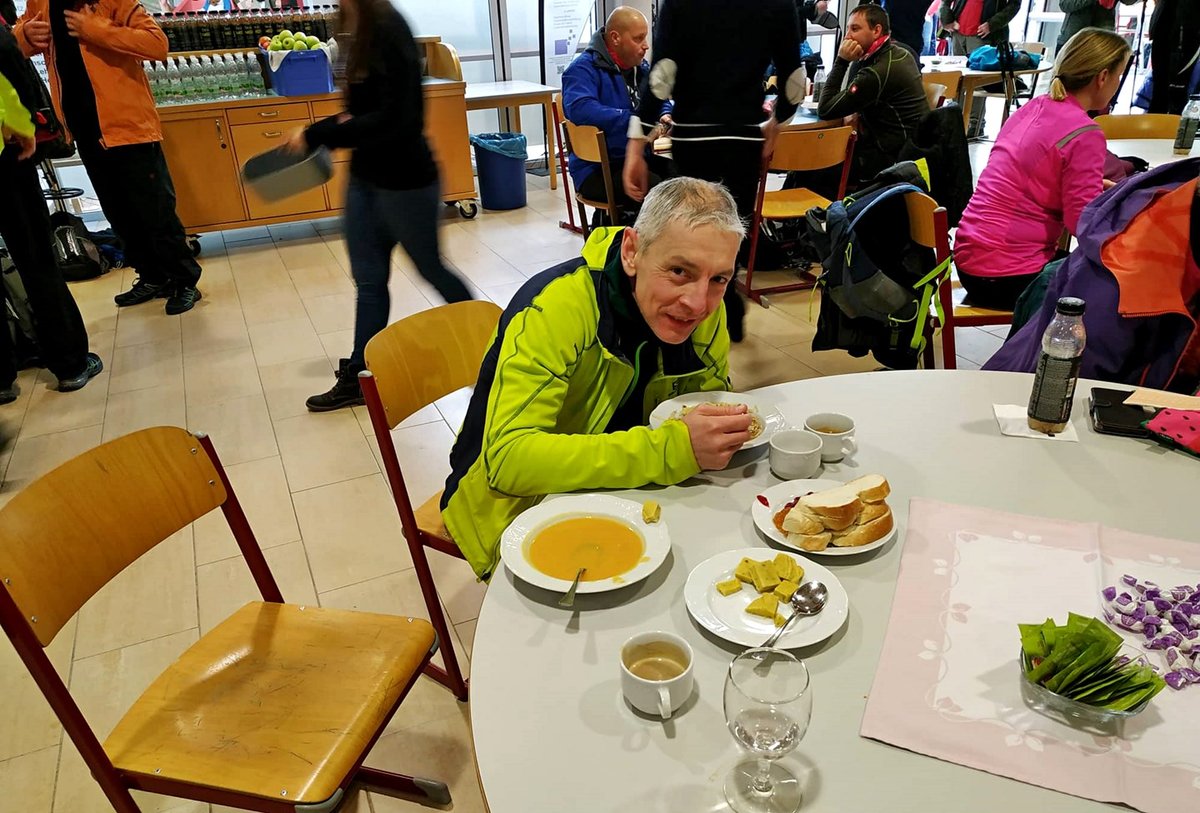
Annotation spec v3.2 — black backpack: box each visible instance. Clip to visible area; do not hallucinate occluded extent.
[49,211,109,282]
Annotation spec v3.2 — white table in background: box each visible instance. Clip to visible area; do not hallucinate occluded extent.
[1107,138,1196,169]
[471,370,1197,813]
[465,80,561,190]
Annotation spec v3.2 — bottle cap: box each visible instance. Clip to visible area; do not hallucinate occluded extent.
[1055,297,1085,316]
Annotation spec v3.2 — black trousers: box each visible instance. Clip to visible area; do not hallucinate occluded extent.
[0,154,89,384]
[671,138,763,339]
[957,268,1042,311]
[76,140,201,288]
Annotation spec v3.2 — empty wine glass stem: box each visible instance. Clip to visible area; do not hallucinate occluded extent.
[753,758,773,794]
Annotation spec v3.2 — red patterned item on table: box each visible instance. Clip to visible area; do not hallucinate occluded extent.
[1145,408,1200,456]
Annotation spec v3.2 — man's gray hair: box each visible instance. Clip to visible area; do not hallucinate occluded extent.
[632,177,746,251]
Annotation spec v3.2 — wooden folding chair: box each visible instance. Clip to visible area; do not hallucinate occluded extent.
[559,117,621,234]
[906,193,1012,369]
[359,300,503,703]
[922,70,962,108]
[1095,113,1181,140]
[0,427,447,813]
[426,41,463,81]
[924,82,948,109]
[742,125,856,304]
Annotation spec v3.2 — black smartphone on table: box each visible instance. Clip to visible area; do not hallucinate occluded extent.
[1088,388,1153,438]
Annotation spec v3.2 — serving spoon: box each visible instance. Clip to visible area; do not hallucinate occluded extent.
[761,581,829,648]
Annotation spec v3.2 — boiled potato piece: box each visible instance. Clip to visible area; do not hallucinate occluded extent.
[750,560,781,594]
[642,500,661,524]
[745,593,779,619]
[734,557,757,584]
[774,580,799,602]
[715,578,743,597]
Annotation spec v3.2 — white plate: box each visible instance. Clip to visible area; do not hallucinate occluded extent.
[498,494,671,594]
[648,391,786,449]
[751,479,898,556]
[683,548,848,649]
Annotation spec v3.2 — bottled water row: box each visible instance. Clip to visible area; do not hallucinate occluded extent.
[143,54,265,107]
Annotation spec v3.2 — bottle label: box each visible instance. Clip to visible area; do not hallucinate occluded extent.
[1175,117,1199,152]
[1028,354,1081,424]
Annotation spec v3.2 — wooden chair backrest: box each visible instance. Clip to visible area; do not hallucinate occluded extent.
[0,427,226,646]
[427,41,463,81]
[554,92,566,121]
[924,83,947,109]
[769,126,855,173]
[363,300,503,429]
[1094,113,1181,140]
[562,119,607,164]
[923,70,962,100]
[905,191,950,258]
[1015,42,1047,56]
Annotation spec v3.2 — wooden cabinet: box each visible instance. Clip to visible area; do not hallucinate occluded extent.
[425,81,474,201]
[230,122,328,220]
[325,160,350,211]
[160,114,246,229]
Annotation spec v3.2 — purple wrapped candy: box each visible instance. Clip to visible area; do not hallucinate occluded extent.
[1167,646,1184,668]
[1119,614,1145,632]
[1102,608,1116,623]
[1181,639,1195,654]
[1172,586,1192,602]
[1121,574,1138,587]
[1166,671,1189,690]
[1146,588,1162,601]
[1114,593,1136,612]
[1179,602,1196,616]
[1182,667,1200,684]
[1133,605,1148,621]
[1149,632,1184,650]
[1102,586,1118,602]
[1154,597,1174,613]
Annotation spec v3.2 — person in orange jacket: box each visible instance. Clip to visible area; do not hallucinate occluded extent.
[14,0,203,314]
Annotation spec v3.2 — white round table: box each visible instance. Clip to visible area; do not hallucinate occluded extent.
[1107,138,1195,168]
[471,371,1196,813]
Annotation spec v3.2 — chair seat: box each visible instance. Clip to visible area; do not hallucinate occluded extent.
[104,602,435,804]
[951,281,1014,321]
[762,188,833,220]
[415,490,453,545]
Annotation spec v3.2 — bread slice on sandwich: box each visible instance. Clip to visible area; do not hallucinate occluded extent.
[797,486,862,531]
[831,508,894,547]
[842,473,890,503]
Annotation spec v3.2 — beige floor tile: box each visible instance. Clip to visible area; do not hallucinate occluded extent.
[18,365,110,440]
[302,292,356,334]
[192,455,301,565]
[481,281,525,309]
[351,404,443,441]
[294,474,413,594]
[0,746,58,813]
[434,387,473,432]
[317,567,469,685]
[102,384,188,443]
[439,233,526,289]
[426,549,487,626]
[363,420,455,509]
[954,326,1006,367]
[247,317,326,368]
[730,336,822,391]
[259,355,336,422]
[763,288,822,325]
[234,281,310,327]
[196,540,318,634]
[228,247,288,286]
[778,342,883,377]
[182,347,263,408]
[274,410,378,493]
[318,329,354,366]
[53,630,201,813]
[187,393,278,466]
[366,714,485,813]
[0,617,75,762]
[2,425,103,495]
[113,304,183,350]
[74,528,197,659]
[180,307,252,357]
[288,263,354,299]
[273,236,340,271]
[744,304,818,350]
[455,619,476,659]
[108,338,184,395]
[956,356,983,371]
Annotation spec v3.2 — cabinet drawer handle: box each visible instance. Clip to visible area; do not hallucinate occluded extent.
[259,111,280,118]
[263,131,282,138]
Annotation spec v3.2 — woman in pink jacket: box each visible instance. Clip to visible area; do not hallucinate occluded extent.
[953,28,1130,309]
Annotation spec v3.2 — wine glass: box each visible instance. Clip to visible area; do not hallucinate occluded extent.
[723,648,813,813]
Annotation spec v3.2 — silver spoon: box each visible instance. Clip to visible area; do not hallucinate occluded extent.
[761,581,829,648]
[558,567,587,608]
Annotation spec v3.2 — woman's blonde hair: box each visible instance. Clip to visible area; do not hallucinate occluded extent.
[1050,27,1131,101]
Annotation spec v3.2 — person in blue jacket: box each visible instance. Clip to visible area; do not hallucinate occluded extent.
[561,6,672,222]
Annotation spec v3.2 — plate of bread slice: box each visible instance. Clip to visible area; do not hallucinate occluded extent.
[683,548,849,648]
[752,474,896,555]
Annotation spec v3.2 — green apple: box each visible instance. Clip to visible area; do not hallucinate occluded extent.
[280,36,295,49]
[268,40,283,51]
[279,29,293,39]
[292,40,309,51]
[305,36,320,48]
[294,32,307,41]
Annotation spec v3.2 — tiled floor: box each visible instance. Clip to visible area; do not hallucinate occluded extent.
[0,173,1002,813]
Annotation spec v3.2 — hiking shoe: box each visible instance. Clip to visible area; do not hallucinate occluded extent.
[165,285,202,315]
[115,278,170,307]
[0,382,17,405]
[305,359,365,412]
[58,353,103,392]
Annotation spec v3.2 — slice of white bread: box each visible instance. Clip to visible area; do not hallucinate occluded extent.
[831,509,894,547]
[859,500,890,524]
[792,531,832,552]
[781,504,824,536]
[843,473,890,504]
[798,488,863,531]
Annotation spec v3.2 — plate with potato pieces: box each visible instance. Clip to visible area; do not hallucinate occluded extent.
[683,548,848,649]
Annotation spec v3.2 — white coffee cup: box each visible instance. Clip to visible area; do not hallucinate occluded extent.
[804,412,857,462]
[620,631,694,719]
[769,429,823,480]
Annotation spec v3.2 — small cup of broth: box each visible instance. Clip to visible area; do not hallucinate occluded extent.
[804,412,857,463]
[620,631,695,719]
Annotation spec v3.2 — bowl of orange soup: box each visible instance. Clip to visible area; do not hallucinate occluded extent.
[499,495,672,595]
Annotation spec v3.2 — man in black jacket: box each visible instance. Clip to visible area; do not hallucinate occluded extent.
[940,0,1019,136]
[0,26,100,397]
[1148,0,1200,114]
[819,4,929,182]
[623,0,804,341]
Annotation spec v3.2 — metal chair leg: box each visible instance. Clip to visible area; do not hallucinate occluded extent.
[354,767,452,807]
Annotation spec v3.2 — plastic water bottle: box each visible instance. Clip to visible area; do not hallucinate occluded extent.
[1027,297,1087,435]
[166,58,183,104]
[142,60,157,101]
[200,56,217,101]
[812,66,826,102]
[218,54,236,99]
[1174,95,1200,156]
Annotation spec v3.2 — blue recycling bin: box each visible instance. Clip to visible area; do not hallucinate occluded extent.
[471,132,528,210]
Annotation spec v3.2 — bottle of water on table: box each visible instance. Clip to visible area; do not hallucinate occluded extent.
[1174,95,1200,156]
[1027,297,1087,435]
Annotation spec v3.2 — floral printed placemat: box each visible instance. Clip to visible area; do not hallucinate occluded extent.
[860,498,1200,813]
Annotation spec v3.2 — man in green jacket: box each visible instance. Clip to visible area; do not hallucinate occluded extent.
[441,177,754,579]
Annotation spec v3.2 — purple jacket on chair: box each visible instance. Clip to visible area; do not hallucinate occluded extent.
[984,158,1200,390]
